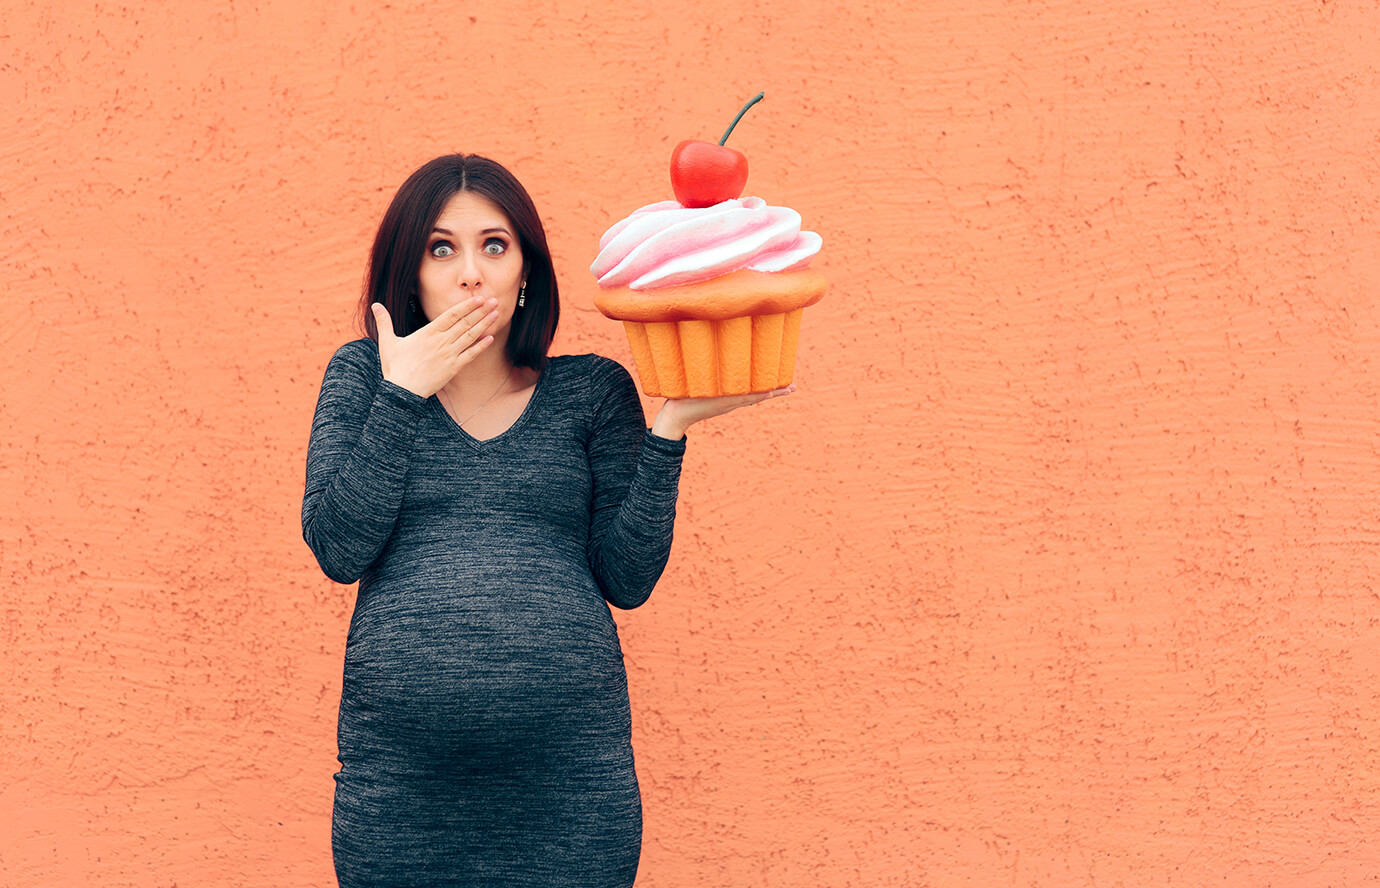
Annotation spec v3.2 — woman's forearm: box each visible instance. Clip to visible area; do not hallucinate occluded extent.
[303,377,428,583]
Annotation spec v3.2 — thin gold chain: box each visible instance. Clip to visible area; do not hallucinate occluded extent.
[439,367,514,427]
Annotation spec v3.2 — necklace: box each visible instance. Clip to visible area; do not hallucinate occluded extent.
[439,366,514,427]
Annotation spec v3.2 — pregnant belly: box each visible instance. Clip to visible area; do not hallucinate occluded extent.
[339,573,631,762]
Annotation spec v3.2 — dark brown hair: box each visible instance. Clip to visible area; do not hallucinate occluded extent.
[357,154,559,370]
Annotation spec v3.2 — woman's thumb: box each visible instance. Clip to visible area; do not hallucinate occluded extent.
[372,302,394,339]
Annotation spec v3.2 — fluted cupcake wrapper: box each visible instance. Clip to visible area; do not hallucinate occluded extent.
[621,308,807,398]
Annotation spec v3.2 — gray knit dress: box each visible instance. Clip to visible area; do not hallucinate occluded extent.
[302,338,685,887]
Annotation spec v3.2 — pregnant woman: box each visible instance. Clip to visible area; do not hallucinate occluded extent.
[301,154,792,887]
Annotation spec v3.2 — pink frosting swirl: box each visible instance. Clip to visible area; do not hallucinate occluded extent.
[590,197,822,290]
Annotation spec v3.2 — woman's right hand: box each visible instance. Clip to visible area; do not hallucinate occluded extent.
[372,297,499,397]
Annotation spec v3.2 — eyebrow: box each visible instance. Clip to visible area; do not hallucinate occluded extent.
[430,226,512,236]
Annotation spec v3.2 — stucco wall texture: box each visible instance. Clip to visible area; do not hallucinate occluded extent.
[4,1,1380,885]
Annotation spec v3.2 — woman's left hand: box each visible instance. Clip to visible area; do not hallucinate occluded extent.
[649,385,797,441]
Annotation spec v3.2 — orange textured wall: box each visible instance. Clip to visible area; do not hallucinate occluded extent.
[4,1,1380,886]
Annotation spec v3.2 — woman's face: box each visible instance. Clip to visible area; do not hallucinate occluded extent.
[417,191,526,345]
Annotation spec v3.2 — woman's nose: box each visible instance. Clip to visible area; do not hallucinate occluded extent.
[456,250,482,288]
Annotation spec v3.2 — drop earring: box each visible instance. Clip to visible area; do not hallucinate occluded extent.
[518,280,527,308]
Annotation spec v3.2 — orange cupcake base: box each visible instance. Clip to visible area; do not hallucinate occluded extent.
[594,269,827,398]
[620,309,807,398]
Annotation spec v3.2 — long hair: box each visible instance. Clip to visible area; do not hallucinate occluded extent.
[357,154,559,370]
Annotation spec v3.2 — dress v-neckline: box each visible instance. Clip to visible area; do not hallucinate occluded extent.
[430,366,547,449]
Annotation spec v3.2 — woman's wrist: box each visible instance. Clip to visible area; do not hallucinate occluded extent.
[649,407,688,441]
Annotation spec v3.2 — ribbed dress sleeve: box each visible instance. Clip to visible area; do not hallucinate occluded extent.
[302,340,430,584]
[585,358,687,610]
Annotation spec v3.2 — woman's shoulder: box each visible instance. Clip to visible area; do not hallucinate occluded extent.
[543,354,642,427]
[546,353,636,393]
[325,337,382,377]
[316,338,382,401]
[332,336,380,363]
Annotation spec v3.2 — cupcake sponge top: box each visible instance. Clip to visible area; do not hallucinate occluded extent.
[593,269,827,322]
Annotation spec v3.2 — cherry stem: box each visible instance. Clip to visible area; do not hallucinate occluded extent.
[718,92,765,146]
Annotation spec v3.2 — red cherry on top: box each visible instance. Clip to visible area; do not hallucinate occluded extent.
[668,91,764,209]
[670,140,748,208]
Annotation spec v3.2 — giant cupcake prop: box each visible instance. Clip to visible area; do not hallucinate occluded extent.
[591,93,827,398]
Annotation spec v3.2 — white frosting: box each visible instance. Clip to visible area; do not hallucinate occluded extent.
[591,197,822,290]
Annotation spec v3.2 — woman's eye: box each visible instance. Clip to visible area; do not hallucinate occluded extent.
[430,242,455,258]
[483,239,506,256]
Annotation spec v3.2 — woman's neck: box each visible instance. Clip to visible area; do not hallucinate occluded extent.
[442,347,516,399]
